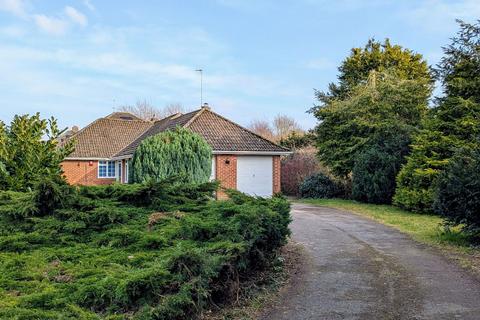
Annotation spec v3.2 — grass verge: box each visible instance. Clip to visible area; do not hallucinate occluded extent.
[300,199,480,277]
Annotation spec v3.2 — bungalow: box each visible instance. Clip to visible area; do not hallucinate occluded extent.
[61,105,290,199]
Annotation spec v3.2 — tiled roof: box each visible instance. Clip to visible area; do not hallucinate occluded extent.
[187,109,289,153]
[115,111,200,157]
[65,108,289,159]
[115,108,288,157]
[66,113,152,159]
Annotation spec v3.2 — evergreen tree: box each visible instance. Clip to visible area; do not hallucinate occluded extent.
[314,70,431,178]
[394,20,480,213]
[0,113,73,191]
[313,39,431,106]
[131,127,212,184]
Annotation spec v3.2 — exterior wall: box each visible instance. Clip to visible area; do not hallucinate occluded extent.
[62,155,283,196]
[61,160,116,186]
[273,155,281,194]
[215,155,237,200]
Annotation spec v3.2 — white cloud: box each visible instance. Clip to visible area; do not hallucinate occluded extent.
[33,14,68,36]
[65,6,87,27]
[83,0,95,12]
[0,0,27,18]
[404,0,480,33]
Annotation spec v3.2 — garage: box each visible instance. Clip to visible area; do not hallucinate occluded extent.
[236,156,273,197]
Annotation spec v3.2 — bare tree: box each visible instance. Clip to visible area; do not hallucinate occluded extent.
[118,100,160,120]
[163,103,186,117]
[118,100,186,121]
[273,114,303,141]
[248,119,275,141]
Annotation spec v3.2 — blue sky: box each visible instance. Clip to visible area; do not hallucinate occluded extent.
[0,0,479,130]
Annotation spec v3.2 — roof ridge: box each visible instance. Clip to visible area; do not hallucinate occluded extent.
[183,108,205,128]
[100,117,150,123]
[188,108,290,151]
[63,117,102,144]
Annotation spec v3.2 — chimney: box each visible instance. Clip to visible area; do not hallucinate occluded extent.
[201,102,211,110]
[71,126,79,133]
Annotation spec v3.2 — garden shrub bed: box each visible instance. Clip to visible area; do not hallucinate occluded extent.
[0,180,291,319]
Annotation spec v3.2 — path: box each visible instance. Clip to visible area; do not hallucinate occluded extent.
[261,203,480,320]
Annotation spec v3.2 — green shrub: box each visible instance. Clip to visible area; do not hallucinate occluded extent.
[299,173,341,199]
[352,147,399,204]
[131,127,212,184]
[434,149,480,237]
[0,179,291,318]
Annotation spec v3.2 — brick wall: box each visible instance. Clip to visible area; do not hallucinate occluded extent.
[61,160,116,186]
[215,155,237,200]
[273,155,281,194]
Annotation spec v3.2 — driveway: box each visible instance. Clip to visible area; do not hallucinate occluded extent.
[261,203,480,320]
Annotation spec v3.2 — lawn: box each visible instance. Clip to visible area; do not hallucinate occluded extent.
[300,199,480,274]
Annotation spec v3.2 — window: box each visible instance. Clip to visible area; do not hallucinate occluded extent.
[98,161,116,178]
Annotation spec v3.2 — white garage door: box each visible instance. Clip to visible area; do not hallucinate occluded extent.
[237,156,273,197]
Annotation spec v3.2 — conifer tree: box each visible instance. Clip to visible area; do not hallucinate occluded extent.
[394,20,480,213]
[131,127,212,184]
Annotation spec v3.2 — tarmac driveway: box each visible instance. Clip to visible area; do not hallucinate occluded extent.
[261,203,480,320]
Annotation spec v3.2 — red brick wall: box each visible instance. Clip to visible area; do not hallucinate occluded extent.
[215,155,237,200]
[273,155,281,194]
[61,160,116,186]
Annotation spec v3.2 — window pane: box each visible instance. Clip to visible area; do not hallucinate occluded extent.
[99,166,106,177]
[107,161,115,177]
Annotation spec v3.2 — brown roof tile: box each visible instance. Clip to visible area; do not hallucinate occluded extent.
[115,108,288,157]
[66,115,152,159]
[115,111,200,157]
[187,109,289,153]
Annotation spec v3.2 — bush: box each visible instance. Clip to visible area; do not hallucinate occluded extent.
[434,149,480,237]
[0,179,291,318]
[352,147,400,204]
[299,172,341,199]
[281,147,323,196]
[131,127,212,184]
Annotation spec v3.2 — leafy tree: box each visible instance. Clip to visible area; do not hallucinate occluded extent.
[0,113,73,191]
[433,148,480,237]
[313,70,431,178]
[279,131,315,150]
[394,20,480,213]
[131,127,212,184]
[314,39,431,106]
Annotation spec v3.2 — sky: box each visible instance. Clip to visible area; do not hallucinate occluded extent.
[0,0,479,131]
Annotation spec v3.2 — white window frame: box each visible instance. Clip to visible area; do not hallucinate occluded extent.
[98,160,116,178]
[116,161,122,182]
[125,160,129,183]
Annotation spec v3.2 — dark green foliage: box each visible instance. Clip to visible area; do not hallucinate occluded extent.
[313,70,431,179]
[299,173,342,199]
[434,148,480,237]
[394,20,480,213]
[279,131,315,150]
[0,179,290,319]
[131,127,212,184]
[0,113,73,191]
[352,148,398,204]
[313,38,431,109]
